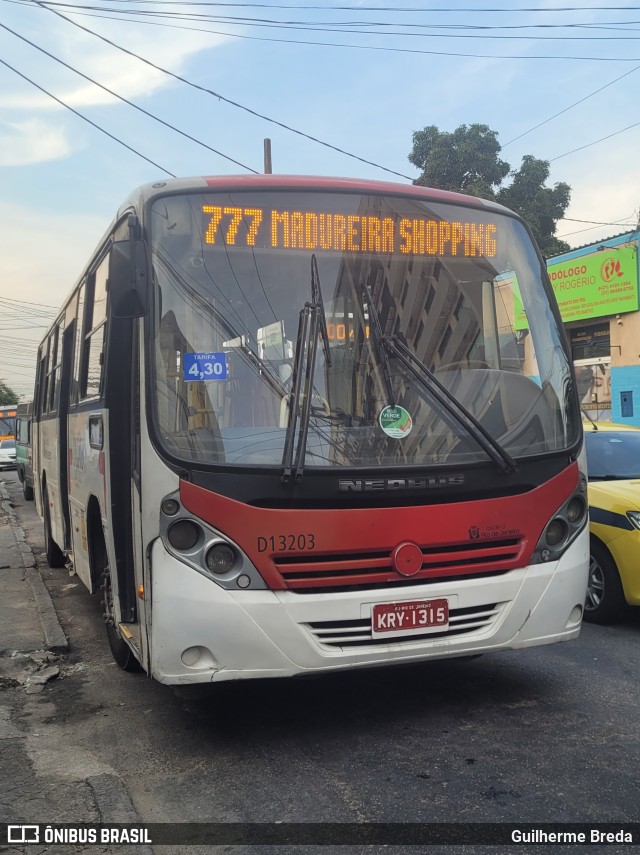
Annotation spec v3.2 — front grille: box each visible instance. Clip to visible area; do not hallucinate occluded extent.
[275,538,523,593]
[304,602,503,649]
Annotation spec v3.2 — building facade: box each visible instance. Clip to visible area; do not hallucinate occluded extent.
[546,231,640,426]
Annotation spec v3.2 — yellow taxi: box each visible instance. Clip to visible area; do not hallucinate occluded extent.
[583,420,640,623]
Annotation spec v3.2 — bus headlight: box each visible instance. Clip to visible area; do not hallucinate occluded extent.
[545,518,569,547]
[159,491,266,590]
[161,498,180,516]
[205,543,238,575]
[566,496,587,525]
[532,475,589,564]
[167,520,201,551]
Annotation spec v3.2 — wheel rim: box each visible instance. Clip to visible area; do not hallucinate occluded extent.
[585,553,605,612]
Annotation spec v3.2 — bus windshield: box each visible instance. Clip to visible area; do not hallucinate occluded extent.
[0,408,17,440]
[150,189,579,470]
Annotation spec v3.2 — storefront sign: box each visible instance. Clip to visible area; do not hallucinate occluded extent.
[515,244,638,328]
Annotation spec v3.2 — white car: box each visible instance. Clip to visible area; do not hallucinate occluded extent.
[0,438,17,469]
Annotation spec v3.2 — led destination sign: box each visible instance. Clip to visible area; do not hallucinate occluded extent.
[203,205,498,257]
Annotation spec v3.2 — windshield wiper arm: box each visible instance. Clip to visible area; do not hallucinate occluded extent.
[361,282,395,407]
[388,336,518,474]
[312,254,332,371]
[360,279,516,473]
[281,255,331,483]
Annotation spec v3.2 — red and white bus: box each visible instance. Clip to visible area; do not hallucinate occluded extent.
[32,175,588,683]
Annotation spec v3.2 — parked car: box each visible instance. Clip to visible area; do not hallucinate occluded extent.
[583,421,640,623]
[15,401,34,500]
[0,438,17,470]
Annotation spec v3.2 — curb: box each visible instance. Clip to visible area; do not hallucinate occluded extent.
[1,482,151,848]
[88,774,155,855]
[0,482,69,654]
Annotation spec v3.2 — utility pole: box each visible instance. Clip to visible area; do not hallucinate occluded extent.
[264,139,272,174]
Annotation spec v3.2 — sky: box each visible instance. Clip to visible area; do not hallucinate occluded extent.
[2,0,640,399]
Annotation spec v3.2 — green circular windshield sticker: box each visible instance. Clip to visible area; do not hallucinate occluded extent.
[379,405,413,439]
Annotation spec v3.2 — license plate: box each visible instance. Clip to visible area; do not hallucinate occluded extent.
[372,598,449,637]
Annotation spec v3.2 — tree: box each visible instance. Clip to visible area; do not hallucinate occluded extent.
[409,123,570,257]
[0,379,19,406]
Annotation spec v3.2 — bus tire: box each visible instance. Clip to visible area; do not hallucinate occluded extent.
[23,479,34,501]
[99,538,141,673]
[43,487,66,568]
[584,540,627,625]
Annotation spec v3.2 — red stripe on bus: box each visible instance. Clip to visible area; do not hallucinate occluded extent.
[179,464,579,591]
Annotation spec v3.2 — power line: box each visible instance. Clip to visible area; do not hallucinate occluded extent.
[12,0,640,31]
[502,63,640,147]
[26,0,415,180]
[0,58,177,176]
[560,217,637,225]
[0,21,260,174]
[550,120,640,161]
[0,297,59,309]
[20,1,640,61]
[557,220,636,238]
[0,325,50,330]
[20,3,640,11]
[19,0,640,169]
[15,3,640,39]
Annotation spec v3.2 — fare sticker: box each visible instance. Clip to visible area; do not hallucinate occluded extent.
[379,405,413,439]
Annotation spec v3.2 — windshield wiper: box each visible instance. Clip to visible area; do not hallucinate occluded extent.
[361,282,395,408]
[311,254,332,370]
[281,254,332,483]
[360,282,518,474]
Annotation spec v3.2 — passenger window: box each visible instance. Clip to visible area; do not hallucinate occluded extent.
[80,254,109,400]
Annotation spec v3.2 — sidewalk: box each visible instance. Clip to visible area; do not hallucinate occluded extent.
[0,478,153,854]
[0,481,68,691]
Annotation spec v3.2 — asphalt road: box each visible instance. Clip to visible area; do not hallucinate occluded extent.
[2,468,639,854]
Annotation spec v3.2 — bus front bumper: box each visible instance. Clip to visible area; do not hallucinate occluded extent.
[148,532,589,685]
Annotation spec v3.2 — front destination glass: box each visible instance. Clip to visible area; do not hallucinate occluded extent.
[150,190,579,470]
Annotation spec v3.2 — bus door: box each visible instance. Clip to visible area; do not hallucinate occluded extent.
[58,320,75,549]
[105,307,139,626]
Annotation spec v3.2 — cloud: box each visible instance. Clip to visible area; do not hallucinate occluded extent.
[0,7,233,166]
[0,199,104,303]
[556,140,640,247]
[0,9,229,112]
[0,119,72,166]
[0,198,107,397]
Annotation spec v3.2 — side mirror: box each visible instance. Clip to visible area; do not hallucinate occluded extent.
[109,238,149,318]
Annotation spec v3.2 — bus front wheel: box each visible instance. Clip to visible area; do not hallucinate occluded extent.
[99,542,141,673]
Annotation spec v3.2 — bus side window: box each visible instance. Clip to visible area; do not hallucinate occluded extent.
[35,344,48,419]
[71,283,86,406]
[51,318,65,413]
[80,254,109,400]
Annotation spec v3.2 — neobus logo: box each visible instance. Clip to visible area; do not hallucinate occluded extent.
[338,475,465,492]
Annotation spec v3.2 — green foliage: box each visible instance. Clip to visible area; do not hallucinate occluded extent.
[0,379,19,406]
[409,123,571,257]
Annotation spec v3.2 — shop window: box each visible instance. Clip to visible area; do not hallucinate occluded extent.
[570,322,610,361]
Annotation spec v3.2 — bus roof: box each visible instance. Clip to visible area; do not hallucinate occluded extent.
[39,174,521,347]
[117,174,512,219]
